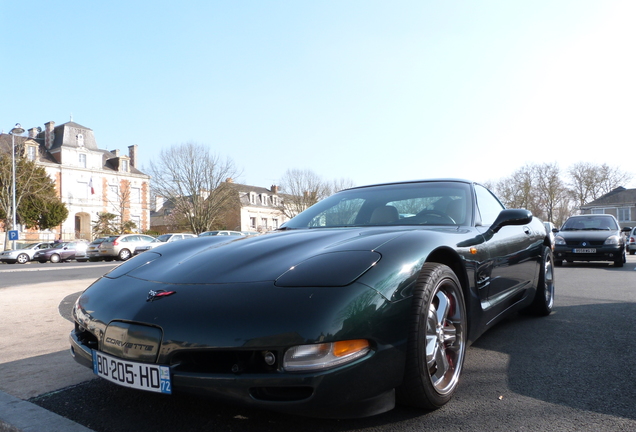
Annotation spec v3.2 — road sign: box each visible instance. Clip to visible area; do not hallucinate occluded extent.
[8,230,19,241]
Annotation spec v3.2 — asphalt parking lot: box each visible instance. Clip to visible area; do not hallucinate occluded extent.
[1,258,635,432]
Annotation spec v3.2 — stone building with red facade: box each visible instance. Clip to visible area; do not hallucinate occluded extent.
[0,120,150,242]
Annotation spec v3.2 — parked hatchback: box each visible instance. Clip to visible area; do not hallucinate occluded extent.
[554,214,627,267]
[79,237,111,262]
[0,242,55,264]
[98,234,156,261]
[33,241,89,263]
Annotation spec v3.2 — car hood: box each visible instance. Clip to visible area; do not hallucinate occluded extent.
[106,227,444,285]
[557,229,620,240]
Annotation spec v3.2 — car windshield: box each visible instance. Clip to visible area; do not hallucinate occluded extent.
[283,181,472,229]
[156,235,172,242]
[562,216,619,231]
[90,238,107,245]
[52,242,68,249]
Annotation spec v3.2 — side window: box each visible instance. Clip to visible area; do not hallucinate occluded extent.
[474,184,504,226]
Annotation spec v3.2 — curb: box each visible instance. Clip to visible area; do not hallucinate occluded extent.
[0,390,94,432]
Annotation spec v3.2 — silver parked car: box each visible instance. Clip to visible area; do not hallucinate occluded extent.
[628,227,636,255]
[97,234,157,261]
[134,233,196,255]
[198,230,246,237]
[0,242,55,264]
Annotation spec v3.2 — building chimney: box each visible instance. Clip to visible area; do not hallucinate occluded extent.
[226,178,234,183]
[270,185,279,194]
[128,145,137,168]
[28,128,38,138]
[111,149,120,157]
[44,121,55,149]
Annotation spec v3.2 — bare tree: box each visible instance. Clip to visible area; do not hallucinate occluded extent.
[568,162,632,208]
[106,179,137,233]
[147,142,241,234]
[534,163,572,226]
[277,169,355,219]
[491,163,572,226]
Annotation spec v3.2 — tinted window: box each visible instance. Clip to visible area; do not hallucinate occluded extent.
[285,182,472,228]
[474,184,504,226]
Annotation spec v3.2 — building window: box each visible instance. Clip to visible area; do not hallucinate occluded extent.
[131,187,141,203]
[250,217,256,229]
[121,159,129,172]
[250,193,256,205]
[261,194,268,205]
[272,196,278,206]
[79,153,87,168]
[261,218,268,229]
[272,218,279,229]
[618,207,630,222]
[110,185,119,197]
[27,145,37,161]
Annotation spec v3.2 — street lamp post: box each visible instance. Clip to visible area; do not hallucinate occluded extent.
[9,123,25,249]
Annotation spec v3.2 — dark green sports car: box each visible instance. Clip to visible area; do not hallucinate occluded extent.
[70,179,555,418]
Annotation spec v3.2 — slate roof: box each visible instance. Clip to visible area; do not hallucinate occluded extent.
[583,187,636,207]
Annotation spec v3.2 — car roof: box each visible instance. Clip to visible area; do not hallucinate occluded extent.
[344,178,474,192]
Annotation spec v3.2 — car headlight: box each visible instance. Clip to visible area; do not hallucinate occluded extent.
[604,235,620,245]
[275,251,381,287]
[283,339,371,372]
[554,235,566,245]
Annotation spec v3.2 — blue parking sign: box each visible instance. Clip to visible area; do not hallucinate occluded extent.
[8,230,19,241]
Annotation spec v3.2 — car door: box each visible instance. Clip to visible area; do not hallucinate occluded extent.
[473,185,540,314]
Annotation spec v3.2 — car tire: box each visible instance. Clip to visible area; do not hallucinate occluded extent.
[118,249,132,261]
[615,251,625,267]
[50,254,61,263]
[525,246,555,316]
[397,263,466,410]
[16,253,29,264]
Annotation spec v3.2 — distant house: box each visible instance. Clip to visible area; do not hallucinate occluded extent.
[0,120,150,241]
[150,181,290,234]
[580,187,636,228]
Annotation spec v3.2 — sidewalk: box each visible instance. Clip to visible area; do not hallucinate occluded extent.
[0,278,97,431]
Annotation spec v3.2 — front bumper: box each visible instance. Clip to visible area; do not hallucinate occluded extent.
[70,328,403,418]
[554,245,623,262]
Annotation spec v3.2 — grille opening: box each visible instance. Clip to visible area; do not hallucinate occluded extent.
[170,350,281,374]
[74,323,98,349]
[250,386,314,402]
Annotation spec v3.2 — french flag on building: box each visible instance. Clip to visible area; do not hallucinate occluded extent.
[89,177,95,195]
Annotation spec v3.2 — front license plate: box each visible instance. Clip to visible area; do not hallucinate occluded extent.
[92,350,171,394]
[573,248,596,253]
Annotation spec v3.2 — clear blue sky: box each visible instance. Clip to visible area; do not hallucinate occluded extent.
[2,1,635,189]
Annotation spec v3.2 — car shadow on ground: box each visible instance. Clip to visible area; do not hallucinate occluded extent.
[470,301,636,421]
[32,294,636,432]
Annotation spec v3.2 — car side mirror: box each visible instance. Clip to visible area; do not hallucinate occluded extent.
[622,226,632,233]
[490,209,533,234]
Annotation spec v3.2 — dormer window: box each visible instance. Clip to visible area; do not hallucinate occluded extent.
[121,159,129,172]
[261,194,268,205]
[250,193,256,204]
[26,145,37,161]
[77,134,84,147]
